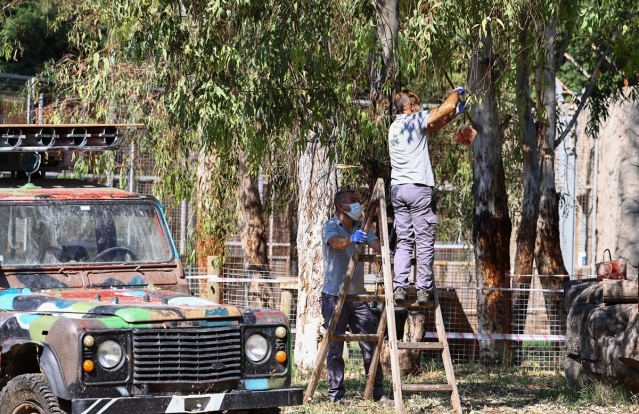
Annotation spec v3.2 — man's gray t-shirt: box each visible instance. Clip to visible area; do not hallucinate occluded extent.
[322,217,379,296]
[388,111,434,186]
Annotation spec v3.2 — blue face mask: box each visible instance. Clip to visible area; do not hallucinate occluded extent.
[344,202,362,220]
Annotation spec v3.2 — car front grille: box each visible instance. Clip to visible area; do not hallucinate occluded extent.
[132,326,242,384]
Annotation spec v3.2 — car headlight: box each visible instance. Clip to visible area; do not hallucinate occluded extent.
[245,334,269,362]
[97,340,123,369]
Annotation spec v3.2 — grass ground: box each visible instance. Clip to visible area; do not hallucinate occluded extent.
[285,361,639,413]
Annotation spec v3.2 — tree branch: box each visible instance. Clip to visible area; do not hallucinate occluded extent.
[555,45,610,148]
[555,25,573,72]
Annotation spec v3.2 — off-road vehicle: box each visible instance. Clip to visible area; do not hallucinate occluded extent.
[0,124,302,414]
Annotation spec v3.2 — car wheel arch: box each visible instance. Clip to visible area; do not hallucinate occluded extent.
[1,340,69,400]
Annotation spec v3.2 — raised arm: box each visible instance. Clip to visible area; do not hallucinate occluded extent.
[426,89,465,135]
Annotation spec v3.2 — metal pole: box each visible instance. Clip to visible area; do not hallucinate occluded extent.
[26,78,32,123]
[180,199,187,255]
[590,131,599,273]
[38,93,44,124]
[128,143,135,192]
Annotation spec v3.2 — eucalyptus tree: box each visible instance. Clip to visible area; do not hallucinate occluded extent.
[0,0,68,76]
[535,1,639,357]
[36,2,361,254]
[370,0,399,104]
[510,0,572,364]
[397,1,515,362]
[20,0,385,369]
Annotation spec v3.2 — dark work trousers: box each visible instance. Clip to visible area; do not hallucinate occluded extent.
[321,292,384,400]
[391,183,437,292]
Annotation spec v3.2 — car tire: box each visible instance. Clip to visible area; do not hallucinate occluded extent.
[0,373,69,414]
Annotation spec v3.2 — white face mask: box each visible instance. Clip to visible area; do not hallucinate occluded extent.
[343,202,362,220]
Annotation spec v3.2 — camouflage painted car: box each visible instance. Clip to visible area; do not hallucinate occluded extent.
[0,125,302,414]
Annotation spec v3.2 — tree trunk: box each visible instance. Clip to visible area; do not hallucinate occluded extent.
[238,149,275,309]
[469,26,512,364]
[511,16,539,365]
[294,139,337,372]
[534,22,568,352]
[195,147,226,299]
[370,0,399,104]
[287,197,299,276]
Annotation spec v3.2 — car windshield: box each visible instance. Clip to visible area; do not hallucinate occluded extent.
[0,201,175,267]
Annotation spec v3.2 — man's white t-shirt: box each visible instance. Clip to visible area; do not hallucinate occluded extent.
[388,111,435,187]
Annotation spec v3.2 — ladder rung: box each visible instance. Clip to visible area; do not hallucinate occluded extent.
[402,383,453,393]
[332,334,380,342]
[358,254,383,263]
[345,294,436,308]
[356,254,415,265]
[346,294,386,302]
[396,342,444,351]
[395,299,435,308]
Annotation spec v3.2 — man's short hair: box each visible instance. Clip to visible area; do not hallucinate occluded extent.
[393,90,420,113]
[334,188,355,207]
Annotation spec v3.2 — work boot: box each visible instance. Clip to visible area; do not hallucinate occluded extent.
[417,289,434,304]
[329,396,348,405]
[375,395,393,405]
[393,287,407,302]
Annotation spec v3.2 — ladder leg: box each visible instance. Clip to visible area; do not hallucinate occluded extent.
[364,303,387,399]
[433,292,462,414]
[376,183,404,414]
[304,253,361,402]
[303,302,341,402]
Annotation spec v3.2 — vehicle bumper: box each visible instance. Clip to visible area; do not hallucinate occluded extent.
[72,388,304,414]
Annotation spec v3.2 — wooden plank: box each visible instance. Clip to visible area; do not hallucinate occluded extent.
[359,254,383,263]
[402,384,453,393]
[602,279,638,304]
[333,334,380,342]
[346,294,386,302]
[395,299,435,309]
[346,294,436,308]
[397,342,444,351]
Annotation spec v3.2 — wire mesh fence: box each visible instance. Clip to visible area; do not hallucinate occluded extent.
[0,73,580,372]
[185,261,575,371]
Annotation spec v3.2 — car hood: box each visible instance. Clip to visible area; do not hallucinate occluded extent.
[0,287,242,323]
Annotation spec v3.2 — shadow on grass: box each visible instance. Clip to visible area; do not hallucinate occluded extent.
[288,360,639,414]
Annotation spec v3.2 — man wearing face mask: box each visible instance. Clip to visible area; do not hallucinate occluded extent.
[321,188,389,404]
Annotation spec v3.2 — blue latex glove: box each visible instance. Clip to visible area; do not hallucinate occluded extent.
[350,230,368,244]
[453,86,466,96]
[455,100,469,116]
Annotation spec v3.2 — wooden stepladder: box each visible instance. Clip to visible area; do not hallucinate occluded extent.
[304,178,462,414]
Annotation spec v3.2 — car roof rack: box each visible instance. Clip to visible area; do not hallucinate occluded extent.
[0,124,142,152]
[0,123,143,178]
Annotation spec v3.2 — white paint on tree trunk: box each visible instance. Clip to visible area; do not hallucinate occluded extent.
[596,91,639,266]
[294,140,337,372]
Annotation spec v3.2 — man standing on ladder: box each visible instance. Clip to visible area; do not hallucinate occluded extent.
[388,88,468,304]
[321,188,389,404]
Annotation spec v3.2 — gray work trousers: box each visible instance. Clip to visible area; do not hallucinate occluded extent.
[391,183,437,292]
[321,292,384,400]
